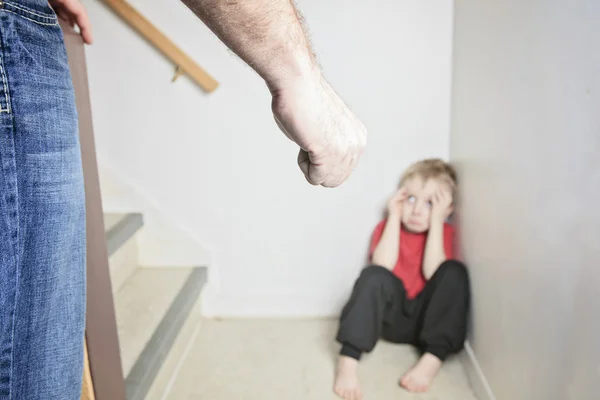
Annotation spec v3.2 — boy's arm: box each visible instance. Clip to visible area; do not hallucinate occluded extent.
[422,189,453,279]
[371,215,402,271]
[372,188,408,270]
[422,221,447,279]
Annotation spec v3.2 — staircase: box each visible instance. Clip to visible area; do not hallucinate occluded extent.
[104,213,207,400]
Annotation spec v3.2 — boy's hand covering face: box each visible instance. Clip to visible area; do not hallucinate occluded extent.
[387,187,409,216]
[430,189,453,223]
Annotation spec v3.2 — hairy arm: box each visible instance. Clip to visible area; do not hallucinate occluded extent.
[422,222,447,280]
[181,0,367,188]
[180,0,318,91]
[371,216,402,271]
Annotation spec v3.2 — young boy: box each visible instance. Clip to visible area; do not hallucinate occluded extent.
[334,159,470,399]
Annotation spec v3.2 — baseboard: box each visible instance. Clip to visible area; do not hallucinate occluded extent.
[200,286,343,318]
[461,340,496,400]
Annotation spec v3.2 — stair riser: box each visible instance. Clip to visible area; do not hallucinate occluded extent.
[109,234,140,294]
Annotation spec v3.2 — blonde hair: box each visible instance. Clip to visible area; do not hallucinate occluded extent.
[399,158,458,198]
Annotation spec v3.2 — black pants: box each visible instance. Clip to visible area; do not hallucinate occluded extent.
[336,261,470,362]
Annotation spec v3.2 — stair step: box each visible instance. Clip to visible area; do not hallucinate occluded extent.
[104,213,144,293]
[114,266,207,400]
[104,213,143,256]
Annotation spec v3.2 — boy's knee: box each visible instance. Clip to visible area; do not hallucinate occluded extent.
[357,265,392,287]
[436,260,469,285]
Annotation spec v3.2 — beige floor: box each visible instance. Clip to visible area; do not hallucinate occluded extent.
[154,318,477,400]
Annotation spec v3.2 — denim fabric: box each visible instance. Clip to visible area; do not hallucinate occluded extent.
[0,1,86,399]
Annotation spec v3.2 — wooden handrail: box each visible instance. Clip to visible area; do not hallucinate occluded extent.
[103,0,219,93]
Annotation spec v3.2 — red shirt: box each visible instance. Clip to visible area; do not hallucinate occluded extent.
[369,220,455,299]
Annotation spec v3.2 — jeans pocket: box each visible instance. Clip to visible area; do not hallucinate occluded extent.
[1,1,59,26]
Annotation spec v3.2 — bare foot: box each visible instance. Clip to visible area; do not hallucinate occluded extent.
[399,353,443,393]
[334,356,363,400]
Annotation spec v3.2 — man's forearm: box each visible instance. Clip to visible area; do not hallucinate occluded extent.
[371,216,401,271]
[422,222,446,279]
[181,0,318,91]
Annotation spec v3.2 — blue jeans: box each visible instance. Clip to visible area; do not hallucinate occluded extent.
[0,1,86,399]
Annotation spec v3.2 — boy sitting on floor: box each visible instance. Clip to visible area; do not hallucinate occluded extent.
[334,158,470,399]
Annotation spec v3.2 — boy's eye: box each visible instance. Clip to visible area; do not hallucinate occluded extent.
[407,196,416,203]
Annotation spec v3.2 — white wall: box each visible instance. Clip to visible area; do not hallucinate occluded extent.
[84,0,453,316]
[451,1,599,399]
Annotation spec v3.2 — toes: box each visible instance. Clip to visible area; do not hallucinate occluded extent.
[400,371,432,393]
[333,382,362,400]
[342,389,352,400]
[346,388,359,400]
[402,377,418,392]
[334,386,344,399]
[399,376,411,389]
[345,389,355,400]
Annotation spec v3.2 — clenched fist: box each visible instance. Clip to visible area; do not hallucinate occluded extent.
[271,72,367,188]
